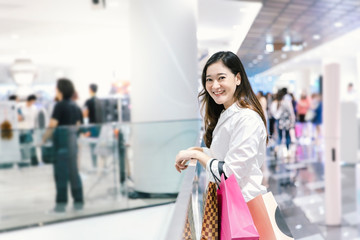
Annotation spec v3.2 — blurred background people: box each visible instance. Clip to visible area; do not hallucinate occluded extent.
[274,90,296,157]
[83,84,103,169]
[18,94,39,166]
[310,93,323,145]
[257,91,268,122]
[296,93,311,140]
[43,78,84,212]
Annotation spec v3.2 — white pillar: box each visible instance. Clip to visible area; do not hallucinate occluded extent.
[295,69,311,98]
[323,63,342,225]
[129,0,199,193]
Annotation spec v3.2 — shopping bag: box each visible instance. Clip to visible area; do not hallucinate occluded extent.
[201,182,219,240]
[182,198,196,240]
[247,192,294,240]
[218,174,259,240]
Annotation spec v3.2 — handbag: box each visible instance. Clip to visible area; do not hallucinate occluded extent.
[217,174,259,240]
[247,192,294,240]
[201,182,219,240]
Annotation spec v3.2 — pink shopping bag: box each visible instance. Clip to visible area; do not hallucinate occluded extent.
[217,174,259,240]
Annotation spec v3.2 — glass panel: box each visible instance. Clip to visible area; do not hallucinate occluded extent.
[0,119,201,231]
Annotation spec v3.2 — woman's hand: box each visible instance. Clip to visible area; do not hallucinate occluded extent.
[175,148,212,173]
[175,150,195,173]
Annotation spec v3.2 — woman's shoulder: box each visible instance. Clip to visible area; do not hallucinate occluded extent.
[232,106,263,125]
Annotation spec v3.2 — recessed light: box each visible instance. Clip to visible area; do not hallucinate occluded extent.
[334,22,343,28]
[257,55,263,60]
[273,58,279,63]
[248,63,253,68]
[252,59,258,64]
[281,53,287,59]
[313,34,321,40]
[11,34,19,40]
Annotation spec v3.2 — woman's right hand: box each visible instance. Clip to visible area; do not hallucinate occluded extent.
[187,147,203,152]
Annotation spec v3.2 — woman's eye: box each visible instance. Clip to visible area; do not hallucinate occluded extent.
[219,76,225,80]
[206,78,212,82]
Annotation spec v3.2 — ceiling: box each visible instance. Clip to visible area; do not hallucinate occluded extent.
[0,0,128,83]
[238,0,360,77]
[0,0,359,84]
[197,0,262,54]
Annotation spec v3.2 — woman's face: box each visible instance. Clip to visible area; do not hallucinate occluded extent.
[205,61,240,109]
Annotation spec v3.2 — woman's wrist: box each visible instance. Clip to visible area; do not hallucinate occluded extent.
[193,150,212,167]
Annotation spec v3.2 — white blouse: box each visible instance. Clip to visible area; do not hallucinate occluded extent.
[204,102,267,202]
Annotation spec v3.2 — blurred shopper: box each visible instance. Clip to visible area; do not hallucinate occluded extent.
[296,93,310,123]
[83,84,103,169]
[274,90,296,154]
[257,91,268,122]
[296,93,311,139]
[175,51,267,201]
[8,94,24,122]
[18,94,39,166]
[43,78,84,212]
[269,93,278,141]
[311,93,322,145]
[344,82,358,103]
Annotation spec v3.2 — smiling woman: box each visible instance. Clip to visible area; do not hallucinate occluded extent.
[175,51,268,202]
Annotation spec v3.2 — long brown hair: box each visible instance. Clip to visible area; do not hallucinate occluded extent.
[199,51,268,147]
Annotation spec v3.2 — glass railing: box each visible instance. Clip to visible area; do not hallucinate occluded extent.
[0,119,201,232]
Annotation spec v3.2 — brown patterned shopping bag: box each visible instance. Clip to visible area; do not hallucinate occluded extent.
[201,182,219,240]
[183,197,196,240]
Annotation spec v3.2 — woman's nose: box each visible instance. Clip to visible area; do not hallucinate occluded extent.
[212,80,220,89]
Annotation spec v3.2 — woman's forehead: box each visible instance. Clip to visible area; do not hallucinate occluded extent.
[206,62,230,75]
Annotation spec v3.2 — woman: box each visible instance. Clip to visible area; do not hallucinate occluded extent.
[274,90,295,152]
[175,51,267,202]
[43,78,84,212]
[296,93,310,123]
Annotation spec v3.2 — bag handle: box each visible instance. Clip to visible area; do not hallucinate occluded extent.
[209,158,221,188]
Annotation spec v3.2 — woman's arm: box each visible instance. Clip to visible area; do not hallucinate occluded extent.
[42,118,58,143]
[175,149,212,173]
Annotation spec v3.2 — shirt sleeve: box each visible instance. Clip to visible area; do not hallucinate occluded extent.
[222,113,265,187]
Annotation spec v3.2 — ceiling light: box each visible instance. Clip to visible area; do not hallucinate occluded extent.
[281,53,287,59]
[313,34,321,40]
[334,22,343,28]
[257,55,263,60]
[252,59,258,64]
[233,25,240,30]
[248,63,253,68]
[273,58,279,63]
[266,43,274,52]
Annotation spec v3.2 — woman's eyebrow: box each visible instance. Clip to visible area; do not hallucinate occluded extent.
[206,73,227,77]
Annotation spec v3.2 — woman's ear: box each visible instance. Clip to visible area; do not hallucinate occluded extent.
[236,73,241,86]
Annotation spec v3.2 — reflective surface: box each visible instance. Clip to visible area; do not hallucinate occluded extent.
[185,135,360,239]
[0,119,201,232]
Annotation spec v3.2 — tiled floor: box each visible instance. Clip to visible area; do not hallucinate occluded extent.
[266,140,360,239]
